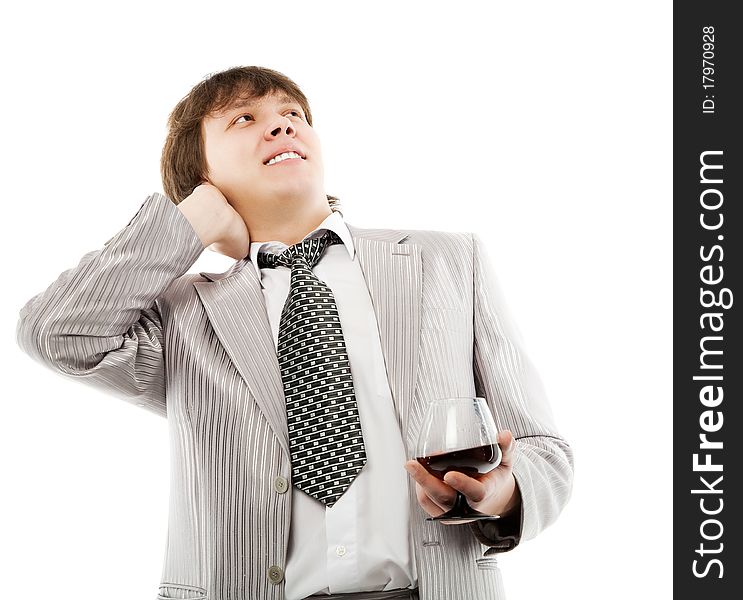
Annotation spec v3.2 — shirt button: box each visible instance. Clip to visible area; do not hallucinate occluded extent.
[267,565,284,584]
[274,476,289,494]
[336,545,347,557]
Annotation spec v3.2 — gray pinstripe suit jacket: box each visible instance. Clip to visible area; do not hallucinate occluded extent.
[16,192,574,600]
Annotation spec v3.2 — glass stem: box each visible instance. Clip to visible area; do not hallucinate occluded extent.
[452,491,478,516]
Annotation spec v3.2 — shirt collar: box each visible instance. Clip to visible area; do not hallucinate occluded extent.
[248,210,355,283]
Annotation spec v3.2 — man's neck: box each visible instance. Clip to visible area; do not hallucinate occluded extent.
[246,202,334,246]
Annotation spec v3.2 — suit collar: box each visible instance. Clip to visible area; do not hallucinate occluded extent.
[198,221,410,282]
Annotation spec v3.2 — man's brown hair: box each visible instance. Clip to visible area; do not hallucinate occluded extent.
[160,65,340,212]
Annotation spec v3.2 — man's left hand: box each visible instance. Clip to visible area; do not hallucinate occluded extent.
[404,429,520,524]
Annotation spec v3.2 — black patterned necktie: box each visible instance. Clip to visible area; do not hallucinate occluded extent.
[257,230,367,508]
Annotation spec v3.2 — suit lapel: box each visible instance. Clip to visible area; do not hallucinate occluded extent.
[348,224,422,454]
[192,222,422,457]
[193,260,291,455]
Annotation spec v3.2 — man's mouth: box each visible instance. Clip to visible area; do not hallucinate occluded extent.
[264,151,306,166]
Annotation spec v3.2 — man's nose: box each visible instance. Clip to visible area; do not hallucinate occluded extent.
[266,116,295,138]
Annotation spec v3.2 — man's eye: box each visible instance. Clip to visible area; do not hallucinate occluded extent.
[234,110,302,125]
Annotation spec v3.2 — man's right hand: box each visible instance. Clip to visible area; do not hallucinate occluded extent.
[177,183,251,260]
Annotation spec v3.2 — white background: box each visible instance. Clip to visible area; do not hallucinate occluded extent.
[1,1,671,598]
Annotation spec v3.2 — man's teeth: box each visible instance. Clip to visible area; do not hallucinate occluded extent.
[266,151,302,165]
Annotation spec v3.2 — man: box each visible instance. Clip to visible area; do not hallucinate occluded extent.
[16,66,574,600]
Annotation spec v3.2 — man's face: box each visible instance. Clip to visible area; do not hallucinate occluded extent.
[201,90,324,213]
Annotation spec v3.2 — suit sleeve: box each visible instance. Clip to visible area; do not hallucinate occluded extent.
[467,232,574,555]
[15,192,205,418]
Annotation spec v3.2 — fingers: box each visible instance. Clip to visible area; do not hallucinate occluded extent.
[415,485,447,517]
[404,461,457,516]
[442,470,489,503]
[497,429,516,468]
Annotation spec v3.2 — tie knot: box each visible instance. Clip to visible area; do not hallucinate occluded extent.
[258,230,343,270]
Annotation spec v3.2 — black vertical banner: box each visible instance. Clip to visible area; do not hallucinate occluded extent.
[674,3,742,598]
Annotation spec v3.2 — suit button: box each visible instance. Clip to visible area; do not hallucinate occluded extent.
[267,565,284,584]
[274,476,289,494]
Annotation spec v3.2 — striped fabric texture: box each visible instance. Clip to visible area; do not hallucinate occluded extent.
[16,192,574,600]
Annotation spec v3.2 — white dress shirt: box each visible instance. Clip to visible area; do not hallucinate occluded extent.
[248,210,418,599]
